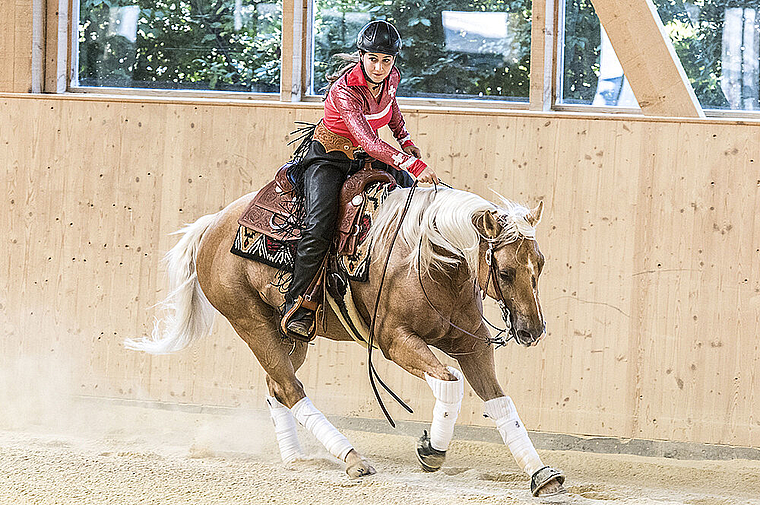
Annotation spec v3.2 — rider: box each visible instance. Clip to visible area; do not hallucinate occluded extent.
[282,19,439,339]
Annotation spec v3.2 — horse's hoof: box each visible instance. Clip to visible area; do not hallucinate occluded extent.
[416,430,446,472]
[531,466,566,497]
[345,458,376,478]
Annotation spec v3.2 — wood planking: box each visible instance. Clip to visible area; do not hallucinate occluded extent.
[1,94,759,447]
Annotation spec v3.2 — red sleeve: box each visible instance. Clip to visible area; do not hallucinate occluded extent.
[332,84,425,175]
[388,97,414,149]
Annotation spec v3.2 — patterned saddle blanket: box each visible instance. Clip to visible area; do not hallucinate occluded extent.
[231,163,396,282]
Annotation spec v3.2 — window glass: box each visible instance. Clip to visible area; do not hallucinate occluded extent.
[77,0,282,92]
[312,0,532,101]
[561,0,759,110]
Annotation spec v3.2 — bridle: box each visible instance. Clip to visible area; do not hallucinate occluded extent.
[416,234,517,351]
[364,183,518,427]
[481,239,514,342]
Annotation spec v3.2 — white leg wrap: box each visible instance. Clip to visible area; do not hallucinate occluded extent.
[484,396,544,476]
[266,396,304,463]
[291,397,353,462]
[425,366,464,452]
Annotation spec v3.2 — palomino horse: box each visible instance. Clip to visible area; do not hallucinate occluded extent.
[126,186,566,496]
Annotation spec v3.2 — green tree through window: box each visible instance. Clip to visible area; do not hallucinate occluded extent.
[78,0,281,91]
[313,0,532,100]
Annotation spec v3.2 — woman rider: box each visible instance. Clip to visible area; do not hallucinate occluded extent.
[282,20,439,339]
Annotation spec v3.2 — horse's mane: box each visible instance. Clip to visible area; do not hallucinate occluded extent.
[367,187,537,278]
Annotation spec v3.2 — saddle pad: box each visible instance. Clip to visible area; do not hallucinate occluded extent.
[231,225,297,270]
[231,180,393,282]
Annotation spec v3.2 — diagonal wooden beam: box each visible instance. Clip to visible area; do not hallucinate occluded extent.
[590,0,704,117]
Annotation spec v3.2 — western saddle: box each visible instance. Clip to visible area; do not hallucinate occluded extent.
[237,162,396,340]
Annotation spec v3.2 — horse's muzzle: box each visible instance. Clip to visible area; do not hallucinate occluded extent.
[515,324,546,347]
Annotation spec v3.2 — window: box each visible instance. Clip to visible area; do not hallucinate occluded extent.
[76,0,282,92]
[311,0,532,101]
[560,0,760,111]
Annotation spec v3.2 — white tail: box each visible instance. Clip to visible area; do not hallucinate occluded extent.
[125,213,218,354]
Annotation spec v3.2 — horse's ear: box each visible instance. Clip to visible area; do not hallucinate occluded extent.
[526,200,544,227]
[476,209,502,240]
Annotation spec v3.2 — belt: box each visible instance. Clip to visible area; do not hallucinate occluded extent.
[313,121,359,160]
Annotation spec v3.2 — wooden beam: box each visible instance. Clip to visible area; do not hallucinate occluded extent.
[44,0,68,92]
[280,0,294,100]
[300,0,311,97]
[590,0,704,117]
[14,0,35,92]
[0,0,16,91]
[32,0,45,92]
[529,0,555,111]
[280,0,308,101]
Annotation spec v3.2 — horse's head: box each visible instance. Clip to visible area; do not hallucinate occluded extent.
[476,201,546,347]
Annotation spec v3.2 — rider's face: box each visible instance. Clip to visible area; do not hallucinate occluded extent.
[361,52,395,83]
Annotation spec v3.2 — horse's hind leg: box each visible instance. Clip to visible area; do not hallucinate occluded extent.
[263,340,309,464]
[229,311,374,477]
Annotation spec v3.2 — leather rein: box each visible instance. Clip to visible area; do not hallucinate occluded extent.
[417,234,516,352]
[364,182,515,427]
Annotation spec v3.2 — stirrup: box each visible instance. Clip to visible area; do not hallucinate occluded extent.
[416,430,446,472]
[280,298,317,342]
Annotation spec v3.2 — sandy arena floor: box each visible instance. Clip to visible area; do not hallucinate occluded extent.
[0,397,758,505]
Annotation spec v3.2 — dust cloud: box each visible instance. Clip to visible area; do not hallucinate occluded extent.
[1,354,759,505]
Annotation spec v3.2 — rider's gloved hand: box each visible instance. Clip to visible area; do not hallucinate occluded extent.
[417,166,439,185]
[403,145,422,159]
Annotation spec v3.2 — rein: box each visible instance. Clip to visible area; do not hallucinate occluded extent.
[365,182,418,427]
[364,180,516,425]
[416,236,515,352]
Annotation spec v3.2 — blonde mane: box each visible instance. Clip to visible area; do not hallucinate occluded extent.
[367,187,537,278]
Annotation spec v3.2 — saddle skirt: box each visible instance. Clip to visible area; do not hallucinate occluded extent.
[232,163,396,282]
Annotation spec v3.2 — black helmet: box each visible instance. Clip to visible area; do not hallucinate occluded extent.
[356,20,401,56]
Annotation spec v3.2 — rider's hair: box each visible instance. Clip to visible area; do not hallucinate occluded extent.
[322,52,361,99]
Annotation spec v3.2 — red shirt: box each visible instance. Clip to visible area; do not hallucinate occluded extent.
[323,63,426,177]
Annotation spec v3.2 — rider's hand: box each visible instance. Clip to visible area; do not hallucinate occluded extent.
[417,166,439,185]
[403,145,422,159]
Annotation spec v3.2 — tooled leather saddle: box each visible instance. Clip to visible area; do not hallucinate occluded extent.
[238,163,396,257]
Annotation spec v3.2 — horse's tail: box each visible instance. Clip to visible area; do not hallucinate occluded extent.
[124,213,218,355]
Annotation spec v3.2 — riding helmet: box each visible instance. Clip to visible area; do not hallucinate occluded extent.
[356,20,401,56]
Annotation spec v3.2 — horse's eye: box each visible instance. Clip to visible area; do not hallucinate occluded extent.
[500,268,515,283]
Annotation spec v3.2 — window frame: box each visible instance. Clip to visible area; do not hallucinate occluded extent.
[68,0,285,100]
[63,0,760,118]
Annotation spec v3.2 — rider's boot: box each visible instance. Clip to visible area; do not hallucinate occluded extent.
[282,297,316,340]
[282,162,343,341]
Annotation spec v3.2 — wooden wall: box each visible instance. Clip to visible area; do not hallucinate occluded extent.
[0,0,34,92]
[1,93,758,449]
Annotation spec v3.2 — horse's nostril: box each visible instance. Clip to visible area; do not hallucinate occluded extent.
[517,330,532,344]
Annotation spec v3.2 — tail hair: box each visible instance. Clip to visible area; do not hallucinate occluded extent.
[124,213,218,354]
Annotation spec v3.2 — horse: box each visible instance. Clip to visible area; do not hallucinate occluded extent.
[125,185,566,497]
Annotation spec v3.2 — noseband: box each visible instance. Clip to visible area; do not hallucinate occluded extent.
[481,240,514,345]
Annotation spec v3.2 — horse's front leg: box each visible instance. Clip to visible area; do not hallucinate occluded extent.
[382,327,464,472]
[456,341,566,497]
